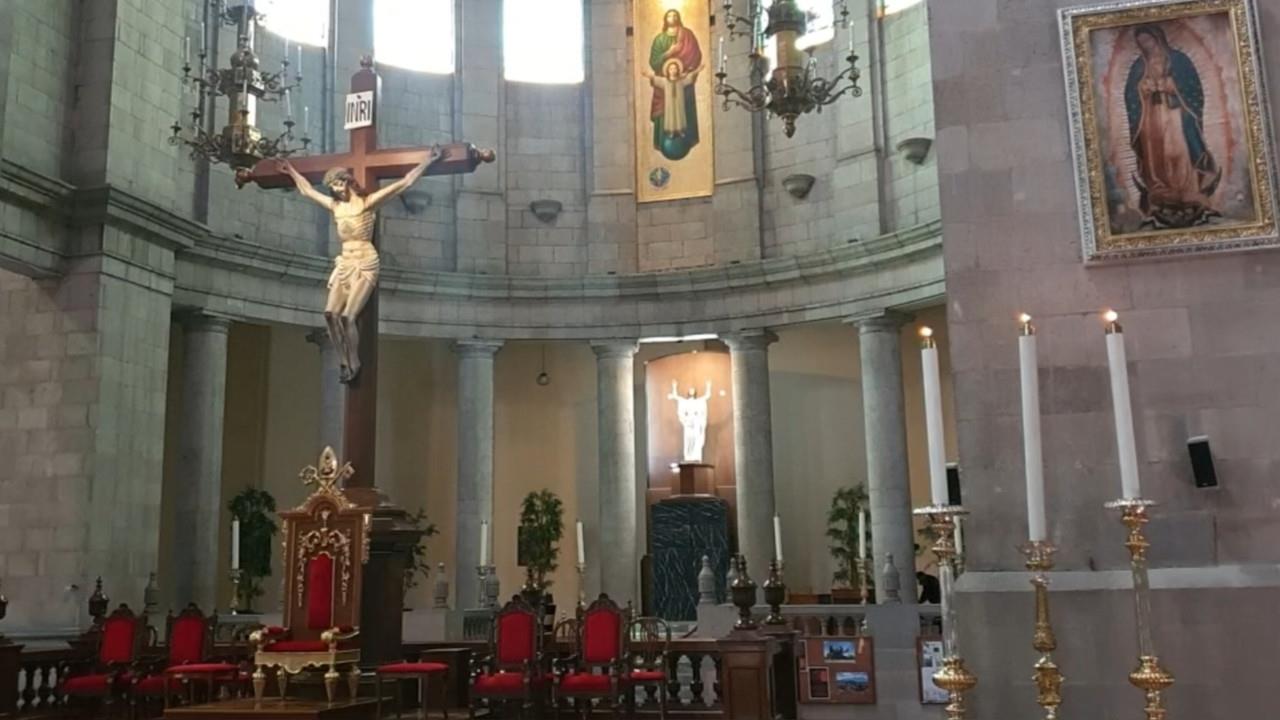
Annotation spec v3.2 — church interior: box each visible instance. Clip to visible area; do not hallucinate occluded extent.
[0,0,1277,718]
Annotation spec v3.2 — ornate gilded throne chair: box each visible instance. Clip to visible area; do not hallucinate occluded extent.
[250,448,369,703]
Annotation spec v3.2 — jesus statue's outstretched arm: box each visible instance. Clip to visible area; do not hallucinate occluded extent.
[364,146,441,210]
[279,160,334,209]
[667,379,680,401]
[700,380,712,399]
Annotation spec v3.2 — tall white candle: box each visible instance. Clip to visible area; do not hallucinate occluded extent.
[773,514,783,562]
[303,106,310,137]
[954,517,965,556]
[920,327,949,505]
[1104,311,1141,499]
[284,88,293,120]
[231,519,240,570]
[479,520,489,567]
[576,520,585,566]
[1019,314,1047,542]
[184,36,191,65]
[857,508,866,560]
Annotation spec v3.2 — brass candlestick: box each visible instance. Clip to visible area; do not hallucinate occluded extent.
[229,569,242,614]
[1021,541,1063,720]
[576,562,586,610]
[729,555,758,631]
[762,559,787,625]
[914,505,976,720]
[1107,498,1174,720]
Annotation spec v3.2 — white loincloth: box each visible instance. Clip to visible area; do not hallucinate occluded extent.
[328,252,381,290]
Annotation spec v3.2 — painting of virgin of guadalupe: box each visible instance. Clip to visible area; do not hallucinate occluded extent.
[634,1,715,204]
[1061,0,1277,262]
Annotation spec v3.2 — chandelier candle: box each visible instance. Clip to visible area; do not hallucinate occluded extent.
[1104,311,1141,499]
[1019,314,1047,542]
[920,327,949,505]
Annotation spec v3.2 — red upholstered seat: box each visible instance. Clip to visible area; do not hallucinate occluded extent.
[164,663,239,675]
[266,640,331,652]
[63,673,127,695]
[627,670,666,683]
[376,662,448,675]
[558,672,612,693]
[473,671,542,696]
[132,674,185,696]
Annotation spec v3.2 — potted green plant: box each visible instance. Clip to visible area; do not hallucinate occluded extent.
[402,508,439,610]
[517,490,564,601]
[228,487,278,613]
[827,485,870,602]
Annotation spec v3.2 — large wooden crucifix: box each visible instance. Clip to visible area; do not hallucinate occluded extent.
[238,56,494,490]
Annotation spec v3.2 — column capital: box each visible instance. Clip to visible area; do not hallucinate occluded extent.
[176,310,232,334]
[453,338,505,358]
[721,329,777,352]
[305,328,332,349]
[847,309,914,334]
[590,339,639,359]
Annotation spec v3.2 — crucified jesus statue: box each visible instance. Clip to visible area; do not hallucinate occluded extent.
[278,150,440,382]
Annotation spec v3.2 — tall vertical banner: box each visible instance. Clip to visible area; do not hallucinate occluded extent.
[634,0,715,203]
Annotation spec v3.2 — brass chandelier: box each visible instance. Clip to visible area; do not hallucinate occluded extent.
[170,0,310,175]
[715,0,863,137]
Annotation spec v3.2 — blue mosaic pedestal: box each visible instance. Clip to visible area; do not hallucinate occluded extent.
[651,496,730,621]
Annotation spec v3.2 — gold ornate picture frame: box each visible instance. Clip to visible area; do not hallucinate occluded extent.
[1060,0,1278,262]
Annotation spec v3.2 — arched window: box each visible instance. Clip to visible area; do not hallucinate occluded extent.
[760,0,836,69]
[375,0,455,74]
[503,0,585,84]
[882,0,924,15]
[257,0,329,47]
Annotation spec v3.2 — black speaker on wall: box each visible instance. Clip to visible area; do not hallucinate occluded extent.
[1188,436,1218,488]
[946,463,962,505]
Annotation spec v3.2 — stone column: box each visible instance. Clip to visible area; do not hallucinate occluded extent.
[453,340,503,606]
[173,313,232,611]
[723,330,778,582]
[853,311,918,604]
[592,340,639,602]
[306,329,345,455]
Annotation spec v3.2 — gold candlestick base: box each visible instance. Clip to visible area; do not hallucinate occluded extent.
[1022,541,1063,719]
[1107,498,1174,720]
[935,656,978,720]
[914,504,975,720]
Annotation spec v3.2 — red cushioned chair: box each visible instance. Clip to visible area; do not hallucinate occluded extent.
[552,594,625,720]
[131,604,239,712]
[469,595,543,719]
[375,660,449,720]
[621,615,671,719]
[59,604,148,718]
[249,447,369,703]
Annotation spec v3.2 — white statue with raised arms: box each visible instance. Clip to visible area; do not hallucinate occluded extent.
[668,380,712,463]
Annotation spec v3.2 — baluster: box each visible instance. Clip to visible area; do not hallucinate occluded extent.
[688,651,705,706]
[18,664,33,711]
[711,653,724,708]
[666,651,682,706]
[37,662,54,708]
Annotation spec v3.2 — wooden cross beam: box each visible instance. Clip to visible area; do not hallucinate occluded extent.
[237,56,494,490]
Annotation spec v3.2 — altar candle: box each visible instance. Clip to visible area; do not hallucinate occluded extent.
[576,520,585,566]
[773,514,783,562]
[1019,314,1047,542]
[303,106,310,136]
[920,327,949,505]
[184,36,190,65]
[284,88,293,120]
[231,519,240,570]
[857,508,866,560]
[296,45,302,71]
[479,520,489,567]
[719,36,727,73]
[1104,310,1141,499]
[955,517,965,556]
